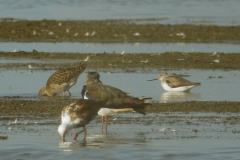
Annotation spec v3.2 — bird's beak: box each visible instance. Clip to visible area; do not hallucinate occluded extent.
[99,80,102,84]
[147,78,158,81]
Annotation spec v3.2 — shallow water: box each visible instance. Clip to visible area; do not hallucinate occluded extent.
[1,0,240,158]
[1,112,240,160]
[0,0,240,26]
[0,69,239,102]
[1,42,240,54]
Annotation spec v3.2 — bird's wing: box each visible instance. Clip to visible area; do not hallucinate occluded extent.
[81,84,129,100]
[166,75,198,88]
[47,64,86,86]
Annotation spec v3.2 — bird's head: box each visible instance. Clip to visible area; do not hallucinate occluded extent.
[38,87,48,96]
[147,72,167,82]
[86,72,102,84]
[38,87,56,96]
[58,124,67,142]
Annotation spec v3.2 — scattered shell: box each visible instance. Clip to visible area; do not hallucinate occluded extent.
[28,64,33,72]
[211,51,217,56]
[159,128,166,132]
[84,56,89,62]
[176,32,185,38]
[90,31,96,36]
[13,49,19,53]
[133,32,140,36]
[140,59,148,63]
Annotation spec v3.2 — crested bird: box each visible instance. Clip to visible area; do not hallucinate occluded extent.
[81,72,152,131]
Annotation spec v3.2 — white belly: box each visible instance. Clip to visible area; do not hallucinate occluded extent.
[98,108,116,117]
[161,82,195,92]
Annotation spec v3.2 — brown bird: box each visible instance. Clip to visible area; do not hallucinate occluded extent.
[39,64,87,96]
[148,72,201,92]
[58,98,151,142]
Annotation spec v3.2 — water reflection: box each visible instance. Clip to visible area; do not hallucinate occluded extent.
[2,112,240,159]
[160,91,201,102]
[58,134,148,149]
[59,141,88,149]
[1,69,240,101]
[59,135,104,149]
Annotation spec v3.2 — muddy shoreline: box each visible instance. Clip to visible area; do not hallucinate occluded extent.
[0,20,240,117]
[1,99,240,116]
[1,51,240,71]
[0,19,240,42]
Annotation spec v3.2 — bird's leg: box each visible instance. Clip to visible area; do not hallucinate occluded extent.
[73,130,84,140]
[62,92,66,96]
[62,136,66,142]
[68,91,72,96]
[83,126,87,141]
[105,117,108,134]
[101,116,104,129]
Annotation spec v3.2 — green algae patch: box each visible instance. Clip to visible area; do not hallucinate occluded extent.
[1,100,240,117]
[1,51,240,71]
[0,19,240,42]
[0,98,75,117]
[146,101,240,113]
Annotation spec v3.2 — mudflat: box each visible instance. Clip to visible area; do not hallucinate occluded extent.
[0,19,239,42]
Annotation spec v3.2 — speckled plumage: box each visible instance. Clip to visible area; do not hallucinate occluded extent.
[58,99,107,142]
[148,72,201,92]
[39,64,87,96]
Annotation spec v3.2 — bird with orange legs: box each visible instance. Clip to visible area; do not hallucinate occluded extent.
[58,98,151,142]
[81,72,152,132]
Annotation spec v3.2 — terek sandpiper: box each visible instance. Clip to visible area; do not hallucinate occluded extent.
[148,72,201,92]
[39,64,87,96]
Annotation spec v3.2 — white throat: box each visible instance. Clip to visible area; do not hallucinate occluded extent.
[84,90,89,99]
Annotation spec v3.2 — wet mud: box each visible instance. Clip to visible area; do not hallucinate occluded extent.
[1,99,240,117]
[0,20,240,130]
[0,19,239,42]
[1,51,240,71]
